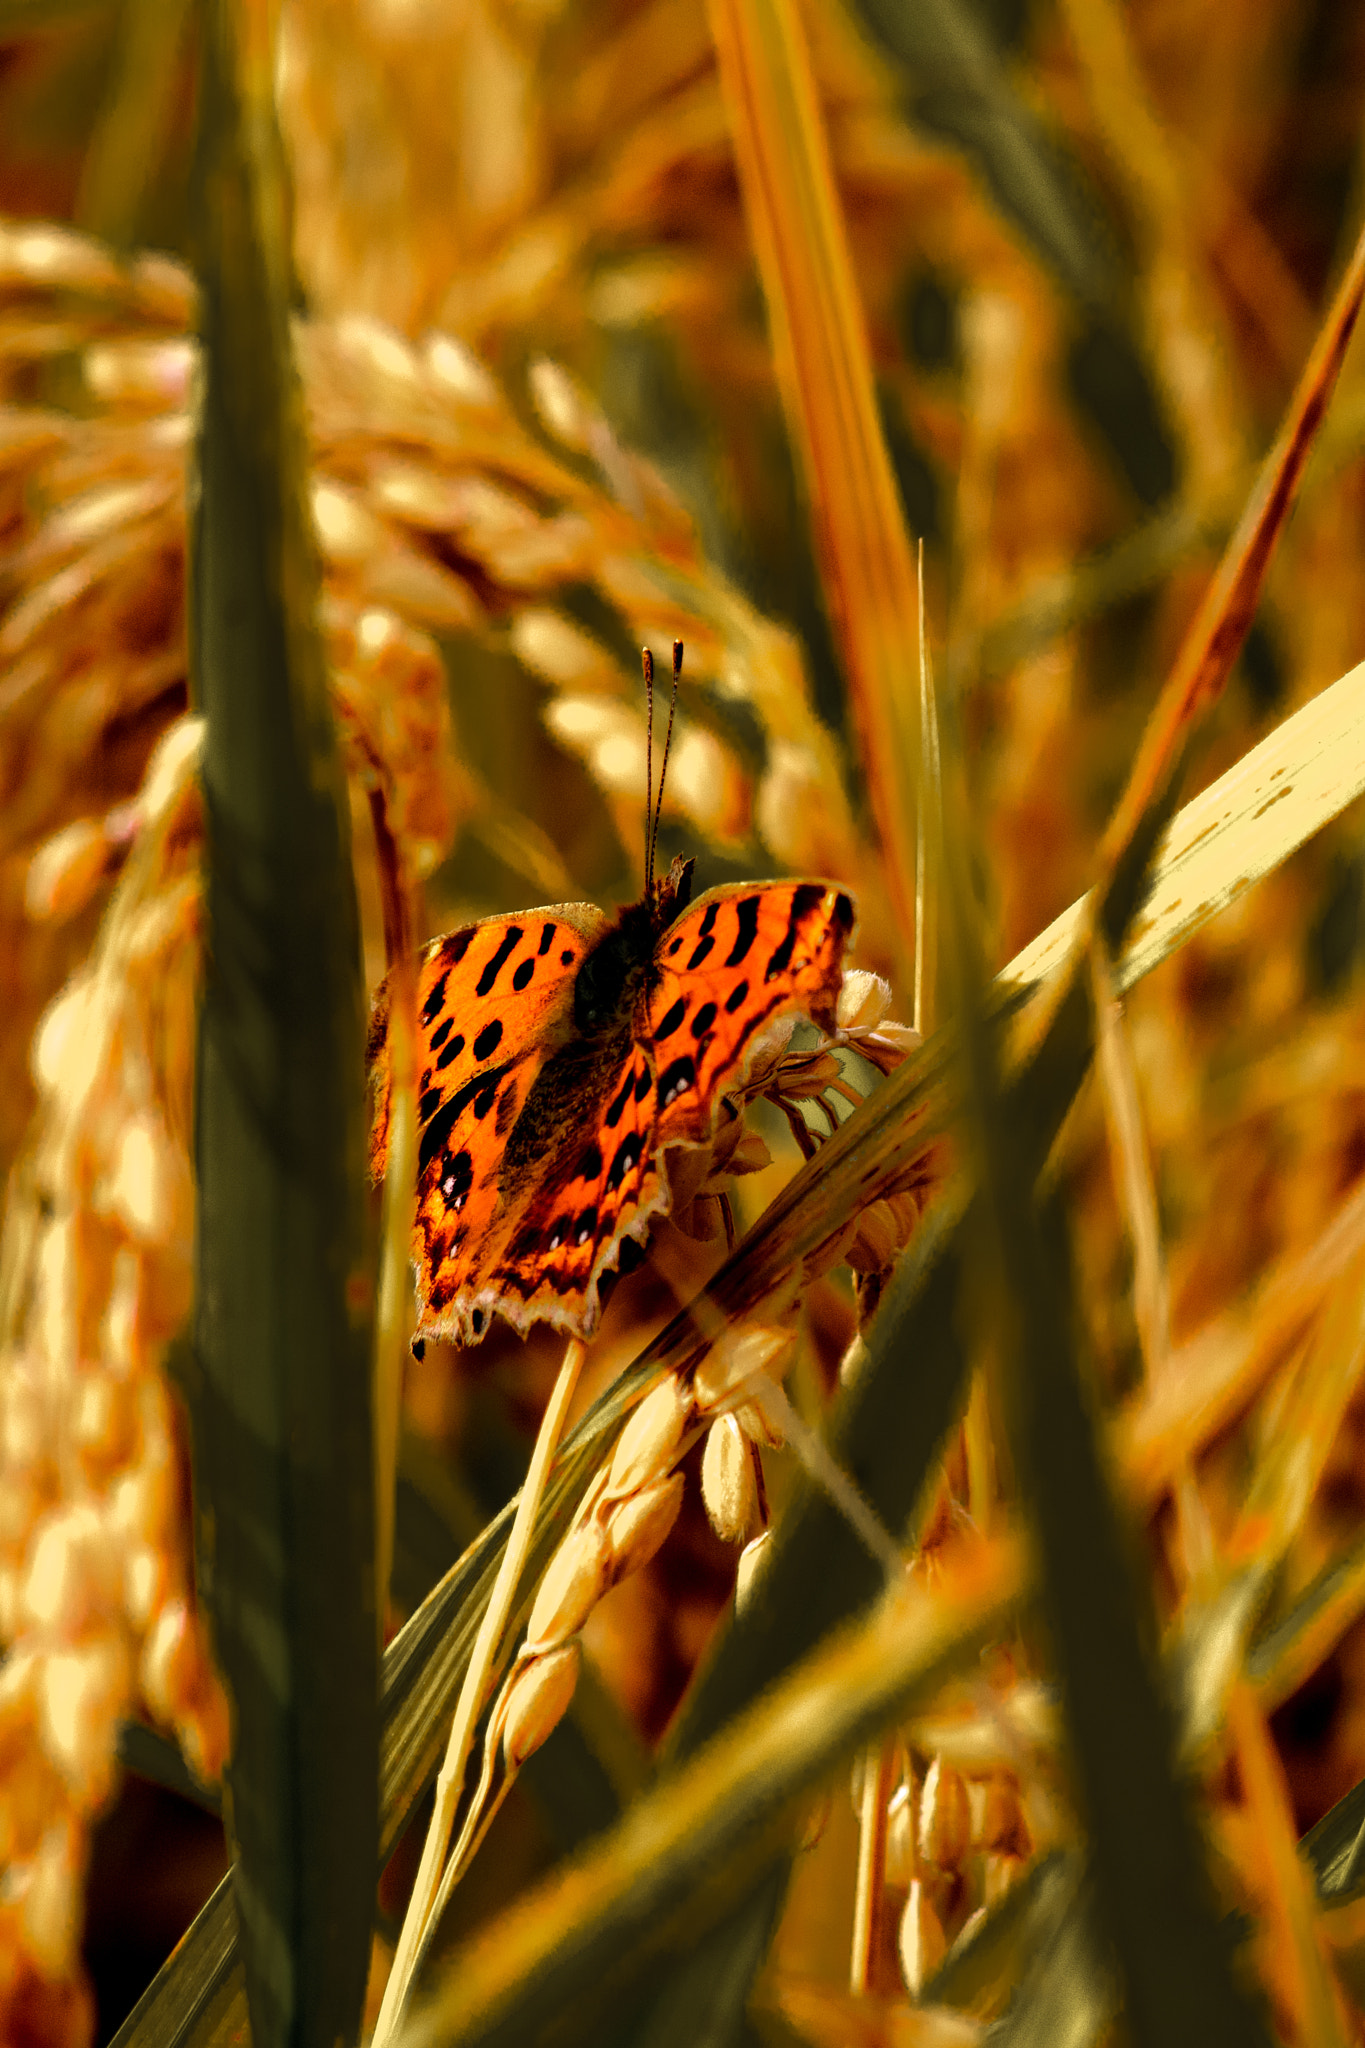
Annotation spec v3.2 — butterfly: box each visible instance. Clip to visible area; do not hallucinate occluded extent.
[368,643,856,1348]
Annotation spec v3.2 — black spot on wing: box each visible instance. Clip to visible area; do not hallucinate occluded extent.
[449,930,474,963]
[476,925,523,997]
[691,1001,717,1040]
[667,935,683,957]
[561,949,575,965]
[724,978,748,1014]
[439,1147,473,1212]
[418,1062,512,1175]
[474,1018,503,1060]
[698,900,720,938]
[724,895,760,968]
[634,1065,652,1103]
[547,1213,574,1251]
[539,922,557,955]
[421,973,449,1026]
[430,1018,453,1051]
[436,1033,465,1071]
[658,1056,696,1108]
[513,957,534,991]
[578,1141,603,1180]
[686,935,715,970]
[656,997,687,1040]
[604,1070,634,1130]
[418,1087,442,1123]
[765,885,825,982]
[607,1133,644,1191]
[833,891,854,934]
[574,1206,598,1246]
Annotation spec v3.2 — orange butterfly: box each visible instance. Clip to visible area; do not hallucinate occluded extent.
[368,644,855,1348]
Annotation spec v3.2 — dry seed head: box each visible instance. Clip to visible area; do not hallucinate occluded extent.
[21,1507,120,1639]
[692,1323,794,1416]
[898,1879,946,1997]
[37,1634,131,1805]
[886,1779,916,1886]
[701,1415,757,1545]
[839,1333,870,1388]
[975,1774,1028,1856]
[606,1374,690,1500]
[983,1852,1026,1909]
[606,1472,685,1581]
[735,1530,769,1610]
[845,1199,905,1274]
[524,1521,611,1654]
[501,1640,582,1769]
[918,1756,971,1872]
[20,1823,81,1980]
[837,969,894,1033]
[734,1393,784,1451]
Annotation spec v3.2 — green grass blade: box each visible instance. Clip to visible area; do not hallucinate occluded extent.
[188,5,376,2044]
[944,758,1267,2043]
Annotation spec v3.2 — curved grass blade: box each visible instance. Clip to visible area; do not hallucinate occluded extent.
[188,5,376,2042]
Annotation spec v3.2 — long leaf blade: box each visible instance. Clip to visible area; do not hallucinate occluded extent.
[189,5,376,2044]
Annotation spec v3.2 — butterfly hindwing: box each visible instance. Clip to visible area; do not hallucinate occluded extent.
[644,880,856,1148]
[478,1038,663,1335]
[367,902,609,1345]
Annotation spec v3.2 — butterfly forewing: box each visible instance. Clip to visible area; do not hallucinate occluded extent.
[645,881,855,1149]
[368,902,609,1345]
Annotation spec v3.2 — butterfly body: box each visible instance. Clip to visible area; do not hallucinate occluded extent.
[369,864,855,1347]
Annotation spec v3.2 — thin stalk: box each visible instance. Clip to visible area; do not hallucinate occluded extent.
[373,1336,589,2047]
[708,0,922,973]
[1227,1684,1351,2048]
[915,544,942,1042]
[850,1740,897,1994]
[1088,937,1210,1591]
[365,776,416,1632]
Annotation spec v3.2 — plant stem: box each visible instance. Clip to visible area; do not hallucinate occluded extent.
[372,1334,589,2046]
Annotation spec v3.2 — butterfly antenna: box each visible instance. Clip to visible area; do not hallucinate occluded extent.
[648,640,682,893]
[642,645,655,896]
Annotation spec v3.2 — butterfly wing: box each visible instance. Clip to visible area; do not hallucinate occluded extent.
[469,1033,662,1341]
[645,879,856,1148]
[367,902,609,1346]
[460,878,856,1340]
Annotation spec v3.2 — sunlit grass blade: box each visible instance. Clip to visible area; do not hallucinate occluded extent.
[402,1539,1023,2048]
[1225,1684,1350,2047]
[1094,219,1365,895]
[707,0,921,961]
[188,4,376,2042]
